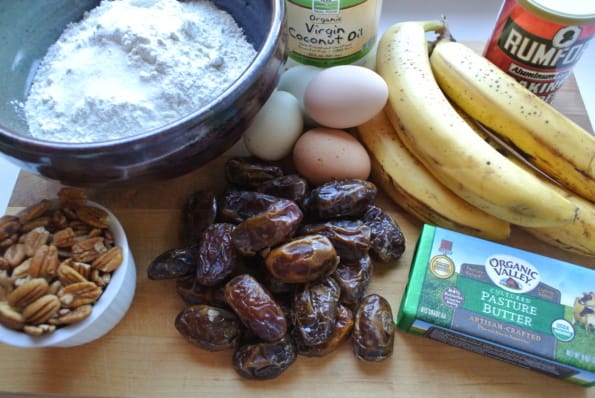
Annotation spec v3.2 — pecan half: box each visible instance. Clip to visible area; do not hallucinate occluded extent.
[11,259,31,280]
[23,227,50,256]
[57,261,88,285]
[88,228,103,239]
[21,216,51,233]
[103,229,115,247]
[50,210,68,230]
[0,301,25,330]
[3,243,26,267]
[0,215,20,241]
[57,187,88,208]
[23,323,56,336]
[92,246,123,272]
[69,260,92,279]
[0,234,18,251]
[7,278,49,310]
[29,245,59,278]
[52,227,76,248]
[17,199,52,224]
[48,280,62,296]
[50,305,92,326]
[90,269,111,288]
[76,206,110,229]
[58,281,102,308]
[71,237,107,263]
[22,294,61,325]
[69,220,92,237]
[0,271,12,301]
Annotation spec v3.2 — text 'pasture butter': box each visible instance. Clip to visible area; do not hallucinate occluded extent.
[398,225,595,387]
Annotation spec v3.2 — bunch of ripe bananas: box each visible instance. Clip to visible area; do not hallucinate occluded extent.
[356,20,595,257]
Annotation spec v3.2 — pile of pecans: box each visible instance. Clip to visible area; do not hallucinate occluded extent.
[0,188,123,336]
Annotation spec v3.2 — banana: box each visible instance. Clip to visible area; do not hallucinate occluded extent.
[430,39,595,202]
[356,108,511,241]
[524,192,595,258]
[470,119,595,257]
[375,20,577,228]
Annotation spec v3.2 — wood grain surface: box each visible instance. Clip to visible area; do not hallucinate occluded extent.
[1,74,594,398]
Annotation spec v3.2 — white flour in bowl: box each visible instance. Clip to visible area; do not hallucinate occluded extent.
[23,0,257,143]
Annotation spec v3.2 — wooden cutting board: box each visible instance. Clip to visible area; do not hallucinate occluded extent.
[2,67,595,397]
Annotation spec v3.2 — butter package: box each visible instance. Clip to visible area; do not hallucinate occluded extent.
[397,225,595,387]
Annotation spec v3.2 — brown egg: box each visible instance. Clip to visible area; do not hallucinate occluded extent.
[292,127,371,185]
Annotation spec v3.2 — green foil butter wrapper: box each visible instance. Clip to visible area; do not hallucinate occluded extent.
[397,225,595,387]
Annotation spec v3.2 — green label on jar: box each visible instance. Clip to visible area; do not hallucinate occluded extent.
[286,0,381,67]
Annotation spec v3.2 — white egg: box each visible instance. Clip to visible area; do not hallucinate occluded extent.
[303,65,388,129]
[242,90,304,161]
[278,65,321,126]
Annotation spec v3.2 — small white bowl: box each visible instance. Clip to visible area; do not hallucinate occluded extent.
[0,201,136,347]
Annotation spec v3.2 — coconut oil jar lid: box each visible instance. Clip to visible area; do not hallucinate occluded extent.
[517,0,595,25]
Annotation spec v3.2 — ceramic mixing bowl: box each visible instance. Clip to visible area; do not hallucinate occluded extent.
[0,0,287,185]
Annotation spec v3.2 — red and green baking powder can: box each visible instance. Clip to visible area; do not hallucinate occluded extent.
[484,0,595,102]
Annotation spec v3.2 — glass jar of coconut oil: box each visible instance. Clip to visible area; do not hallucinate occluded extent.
[285,0,383,67]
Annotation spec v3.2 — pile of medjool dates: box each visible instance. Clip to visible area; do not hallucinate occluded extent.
[147,157,405,380]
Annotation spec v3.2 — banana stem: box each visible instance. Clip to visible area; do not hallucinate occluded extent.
[423,18,453,55]
[422,19,446,33]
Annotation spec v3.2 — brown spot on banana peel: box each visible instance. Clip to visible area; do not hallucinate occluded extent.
[431,40,595,200]
[473,120,592,255]
[369,157,509,240]
[357,105,510,241]
[468,113,578,189]
[381,21,577,227]
[439,53,593,190]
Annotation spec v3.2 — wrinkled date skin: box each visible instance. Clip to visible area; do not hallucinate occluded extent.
[362,205,406,263]
[219,191,280,224]
[181,190,218,244]
[301,220,371,263]
[293,303,354,357]
[303,179,377,220]
[352,294,395,362]
[292,277,341,346]
[260,272,295,296]
[224,274,287,342]
[147,246,197,280]
[196,223,239,286]
[148,156,403,379]
[225,157,284,189]
[265,234,338,283]
[257,174,308,203]
[176,275,228,308]
[231,199,303,256]
[233,335,297,380]
[175,304,242,351]
[332,255,373,307]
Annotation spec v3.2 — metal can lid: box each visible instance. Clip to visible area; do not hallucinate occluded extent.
[517,0,595,25]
